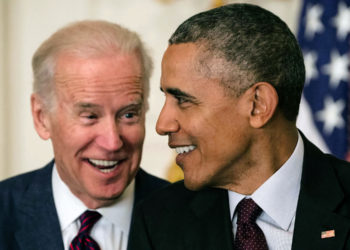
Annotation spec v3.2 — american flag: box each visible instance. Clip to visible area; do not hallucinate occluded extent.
[321,229,335,239]
[297,0,350,159]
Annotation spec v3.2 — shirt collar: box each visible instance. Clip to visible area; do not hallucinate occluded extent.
[52,165,135,233]
[228,132,304,231]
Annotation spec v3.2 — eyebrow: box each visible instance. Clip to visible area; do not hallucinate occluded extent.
[160,87,196,100]
[118,102,143,113]
[74,100,144,112]
[74,102,100,109]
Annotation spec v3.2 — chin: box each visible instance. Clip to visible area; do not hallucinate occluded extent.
[183,178,207,191]
[91,192,123,207]
[94,184,125,200]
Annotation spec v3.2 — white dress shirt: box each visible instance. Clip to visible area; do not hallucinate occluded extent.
[52,166,135,250]
[228,132,304,250]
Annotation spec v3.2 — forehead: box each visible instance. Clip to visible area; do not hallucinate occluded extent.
[161,43,205,86]
[162,43,199,74]
[162,43,230,82]
[53,52,144,99]
[162,43,223,88]
[162,44,232,100]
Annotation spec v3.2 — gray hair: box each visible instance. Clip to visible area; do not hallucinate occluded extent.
[32,20,153,110]
[169,4,305,121]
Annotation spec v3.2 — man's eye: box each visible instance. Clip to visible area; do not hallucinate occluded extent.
[124,113,135,119]
[120,111,141,124]
[86,114,97,119]
[122,111,140,120]
[176,96,188,104]
[79,112,98,125]
[81,113,97,120]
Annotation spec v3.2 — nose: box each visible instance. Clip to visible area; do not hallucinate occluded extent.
[156,102,179,136]
[96,118,123,151]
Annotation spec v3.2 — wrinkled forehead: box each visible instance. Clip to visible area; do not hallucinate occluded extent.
[53,52,144,94]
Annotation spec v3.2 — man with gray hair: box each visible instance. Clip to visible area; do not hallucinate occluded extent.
[129,4,350,250]
[0,20,168,250]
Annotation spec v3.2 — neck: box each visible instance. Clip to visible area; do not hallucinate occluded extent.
[220,124,298,195]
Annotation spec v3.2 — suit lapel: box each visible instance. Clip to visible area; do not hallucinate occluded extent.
[293,191,350,250]
[15,162,64,250]
[186,188,234,250]
[292,137,350,250]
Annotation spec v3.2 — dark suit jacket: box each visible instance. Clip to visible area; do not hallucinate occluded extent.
[128,137,350,250]
[0,160,169,250]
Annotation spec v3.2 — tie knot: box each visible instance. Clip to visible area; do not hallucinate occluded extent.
[236,198,262,224]
[78,210,102,235]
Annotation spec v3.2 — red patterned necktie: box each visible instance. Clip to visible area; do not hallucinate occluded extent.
[234,198,268,250]
[70,210,102,250]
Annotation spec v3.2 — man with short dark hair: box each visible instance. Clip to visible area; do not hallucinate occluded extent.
[128,4,350,250]
[0,20,168,250]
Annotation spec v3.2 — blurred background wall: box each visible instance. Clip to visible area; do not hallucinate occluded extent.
[0,0,334,180]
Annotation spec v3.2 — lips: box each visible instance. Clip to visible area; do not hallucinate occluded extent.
[87,158,120,173]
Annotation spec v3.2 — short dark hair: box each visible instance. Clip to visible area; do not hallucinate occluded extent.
[169,3,305,121]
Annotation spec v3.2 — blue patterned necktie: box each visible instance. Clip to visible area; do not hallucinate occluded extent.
[234,198,268,250]
[70,210,102,250]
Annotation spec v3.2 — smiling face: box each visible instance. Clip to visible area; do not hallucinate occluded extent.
[32,52,145,208]
[156,43,255,191]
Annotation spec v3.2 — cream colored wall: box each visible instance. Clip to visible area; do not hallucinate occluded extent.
[0,0,302,180]
[0,1,5,178]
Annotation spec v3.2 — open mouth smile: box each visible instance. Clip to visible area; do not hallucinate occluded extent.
[175,145,196,154]
[87,159,120,173]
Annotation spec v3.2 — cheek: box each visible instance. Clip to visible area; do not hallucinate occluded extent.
[185,118,218,143]
[49,107,82,142]
[63,126,96,148]
[121,125,145,149]
[51,122,97,162]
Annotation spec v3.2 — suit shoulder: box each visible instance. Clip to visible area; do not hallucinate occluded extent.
[0,168,41,190]
[325,154,350,191]
[303,136,350,192]
[0,164,52,204]
[134,168,170,206]
[149,180,190,198]
[136,168,169,190]
[137,180,195,212]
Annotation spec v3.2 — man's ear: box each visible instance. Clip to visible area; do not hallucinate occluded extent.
[247,82,278,128]
[31,93,51,140]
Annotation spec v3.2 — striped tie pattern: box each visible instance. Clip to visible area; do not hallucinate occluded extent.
[234,199,268,250]
[70,210,102,250]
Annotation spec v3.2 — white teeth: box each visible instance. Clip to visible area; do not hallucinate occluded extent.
[175,145,196,154]
[89,159,119,167]
[98,166,117,173]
